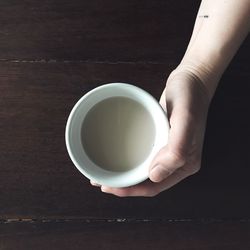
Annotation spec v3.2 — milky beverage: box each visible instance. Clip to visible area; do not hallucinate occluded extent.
[81,97,156,172]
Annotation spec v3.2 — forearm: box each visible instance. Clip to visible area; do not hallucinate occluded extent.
[177,0,250,100]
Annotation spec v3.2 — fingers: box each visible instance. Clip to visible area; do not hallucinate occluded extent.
[149,105,195,183]
[159,88,167,112]
[99,167,191,197]
[101,180,156,197]
[90,179,155,197]
[90,180,101,187]
[152,167,193,193]
[149,148,185,182]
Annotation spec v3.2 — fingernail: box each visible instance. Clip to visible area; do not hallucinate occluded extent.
[90,181,101,187]
[101,186,108,193]
[150,165,172,182]
[150,165,163,182]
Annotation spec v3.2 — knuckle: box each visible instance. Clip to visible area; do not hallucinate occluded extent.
[189,166,200,175]
[116,190,131,197]
[146,191,158,197]
[188,159,201,175]
[145,188,160,197]
[168,150,187,167]
[178,156,201,176]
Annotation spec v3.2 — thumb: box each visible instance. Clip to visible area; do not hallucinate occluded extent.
[149,106,195,182]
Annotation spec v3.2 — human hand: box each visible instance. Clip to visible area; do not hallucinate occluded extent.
[92,69,211,196]
[90,0,249,196]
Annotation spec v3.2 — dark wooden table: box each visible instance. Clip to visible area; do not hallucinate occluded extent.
[0,1,249,249]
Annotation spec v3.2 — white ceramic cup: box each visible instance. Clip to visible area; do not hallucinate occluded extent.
[65,83,169,188]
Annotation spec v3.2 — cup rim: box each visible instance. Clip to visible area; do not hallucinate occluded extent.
[65,82,169,187]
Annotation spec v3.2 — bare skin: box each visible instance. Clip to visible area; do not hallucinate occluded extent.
[92,0,250,196]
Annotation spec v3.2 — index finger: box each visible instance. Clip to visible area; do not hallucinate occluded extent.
[101,167,190,197]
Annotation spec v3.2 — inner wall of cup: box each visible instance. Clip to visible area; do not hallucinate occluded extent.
[66,83,168,186]
[81,96,156,173]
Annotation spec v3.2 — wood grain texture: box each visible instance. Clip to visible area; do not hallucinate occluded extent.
[1,219,250,250]
[0,0,200,62]
[0,56,249,219]
[0,0,249,248]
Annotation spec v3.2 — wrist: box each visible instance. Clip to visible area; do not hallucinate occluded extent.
[175,57,222,102]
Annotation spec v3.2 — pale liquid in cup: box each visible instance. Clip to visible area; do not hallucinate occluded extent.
[81,97,156,172]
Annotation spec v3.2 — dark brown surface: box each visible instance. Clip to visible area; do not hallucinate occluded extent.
[0,0,199,62]
[0,0,249,249]
[1,219,250,250]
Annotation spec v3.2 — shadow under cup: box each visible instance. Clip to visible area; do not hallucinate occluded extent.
[65,83,169,188]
